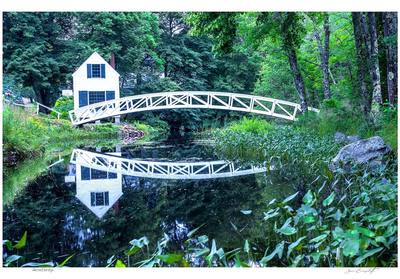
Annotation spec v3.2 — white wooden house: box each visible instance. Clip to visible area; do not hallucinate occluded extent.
[72,52,120,123]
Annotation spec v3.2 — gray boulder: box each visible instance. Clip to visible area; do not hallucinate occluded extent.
[334,132,347,143]
[334,132,361,144]
[330,136,392,171]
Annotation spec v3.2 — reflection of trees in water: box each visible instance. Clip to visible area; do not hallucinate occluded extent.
[3,143,297,266]
[122,142,216,161]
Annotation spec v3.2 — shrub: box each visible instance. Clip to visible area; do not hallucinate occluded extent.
[52,96,74,119]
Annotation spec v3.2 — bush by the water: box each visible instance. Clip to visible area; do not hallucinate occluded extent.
[3,105,120,165]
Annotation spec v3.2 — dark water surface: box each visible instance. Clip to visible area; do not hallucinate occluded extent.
[3,140,295,267]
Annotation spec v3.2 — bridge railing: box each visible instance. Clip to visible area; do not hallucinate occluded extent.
[71,149,267,180]
[69,91,319,125]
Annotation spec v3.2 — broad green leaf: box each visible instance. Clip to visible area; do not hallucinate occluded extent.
[309,233,328,243]
[260,241,285,266]
[277,218,297,236]
[14,231,27,250]
[357,227,375,238]
[322,192,335,207]
[240,209,252,215]
[302,190,314,206]
[3,240,12,251]
[332,227,345,239]
[375,217,397,229]
[303,215,315,224]
[342,230,360,257]
[115,259,126,267]
[129,236,149,248]
[354,247,384,266]
[263,208,279,221]
[282,191,299,204]
[287,236,306,259]
[157,254,183,264]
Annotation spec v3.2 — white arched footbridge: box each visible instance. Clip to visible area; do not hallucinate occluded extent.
[71,149,267,180]
[69,91,319,125]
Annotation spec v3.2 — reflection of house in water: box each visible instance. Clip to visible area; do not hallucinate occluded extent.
[65,147,122,219]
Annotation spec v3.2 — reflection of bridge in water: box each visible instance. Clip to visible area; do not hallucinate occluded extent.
[65,148,267,218]
[70,148,267,180]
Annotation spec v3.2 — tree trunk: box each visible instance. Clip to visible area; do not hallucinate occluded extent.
[314,14,331,99]
[286,46,308,112]
[352,12,371,116]
[367,12,383,123]
[382,12,398,106]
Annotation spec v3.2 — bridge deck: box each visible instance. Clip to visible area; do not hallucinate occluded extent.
[69,91,319,125]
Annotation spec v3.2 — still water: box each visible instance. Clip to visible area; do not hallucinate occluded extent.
[3,139,295,267]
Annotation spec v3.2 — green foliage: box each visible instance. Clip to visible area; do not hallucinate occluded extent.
[223,117,274,136]
[52,96,74,119]
[109,156,396,267]
[3,232,73,267]
[3,105,120,165]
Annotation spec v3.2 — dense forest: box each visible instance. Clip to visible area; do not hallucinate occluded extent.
[2,12,398,268]
[3,12,397,132]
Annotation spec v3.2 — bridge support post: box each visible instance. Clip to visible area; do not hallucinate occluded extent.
[114,116,121,125]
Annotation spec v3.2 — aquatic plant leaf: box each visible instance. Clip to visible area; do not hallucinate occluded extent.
[193,248,210,257]
[282,191,299,204]
[357,227,375,238]
[342,230,360,257]
[5,255,22,266]
[309,233,328,243]
[354,247,384,266]
[3,240,12,251]
[240,210,252,215]
[157,254,183,264]
[303,216,315,224]
[263,208,279,221]
[260,241,285,266]
[277,218,297,236]
[322,193,335,207]
[21,261,54,267]
[290,255,303,267]
[187,224,205,238]
[57,254,74,267]
[115,259,126,267]
[287,236,306,259]
[14,231,27,250]
[129,236,149,248]
[244,240,250,254]
[302,190,314,205]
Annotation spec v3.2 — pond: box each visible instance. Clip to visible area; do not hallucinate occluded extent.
[3,137,297,267]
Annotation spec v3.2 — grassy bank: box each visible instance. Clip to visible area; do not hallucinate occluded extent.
[3,105,120,167]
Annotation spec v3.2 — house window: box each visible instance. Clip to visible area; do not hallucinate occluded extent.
[87,64,106,78]
[89,91,106,105]
[90,192,109,206]
[91,64,101,78]
[81,166,117,180]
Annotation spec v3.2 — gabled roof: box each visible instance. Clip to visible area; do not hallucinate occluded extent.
[72,52,120,77]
